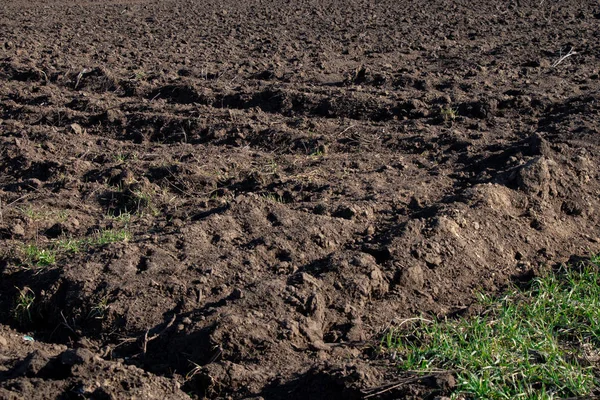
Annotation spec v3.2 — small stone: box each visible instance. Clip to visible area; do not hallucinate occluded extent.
[182,317,192,325]
[0,335,7,347]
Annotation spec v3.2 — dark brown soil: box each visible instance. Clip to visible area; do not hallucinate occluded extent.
[1,0,600,398]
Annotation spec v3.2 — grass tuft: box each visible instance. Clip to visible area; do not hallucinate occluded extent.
[383,258,600,399]
[93,228,132,246]
[17,228,131,268]
[440,106,458,122]
[260,193,287,204]
[22,244,57,267]
[88,296,110,319]
[13,287,35,324]
[107,211,132,225]
[54,238,85,254]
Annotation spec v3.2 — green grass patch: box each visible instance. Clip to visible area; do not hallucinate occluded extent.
[18,206,69,222]
[107,211,133,225]
[54,237,86,254]
[92,228,131,246]
[53,229,130,253]
[18,229,131,268]
[384,258,600,399]
[22,244,57,267]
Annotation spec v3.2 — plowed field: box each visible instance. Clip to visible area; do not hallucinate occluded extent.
[1,0,600,398]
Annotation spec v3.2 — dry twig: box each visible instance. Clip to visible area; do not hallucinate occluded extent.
[551,47,577,68]
[142,314,177,354]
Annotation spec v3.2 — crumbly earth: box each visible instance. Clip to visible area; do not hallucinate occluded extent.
[1,0,599,398]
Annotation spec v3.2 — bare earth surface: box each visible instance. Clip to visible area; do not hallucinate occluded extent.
[1,0,600,398]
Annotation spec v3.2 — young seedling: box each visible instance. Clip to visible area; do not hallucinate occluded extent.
[260,193,285,204]
[113,153,128,163]
[13,287,35,324]
[133,189,159,216]
[440,106,458,122]
[88,297,110,319]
